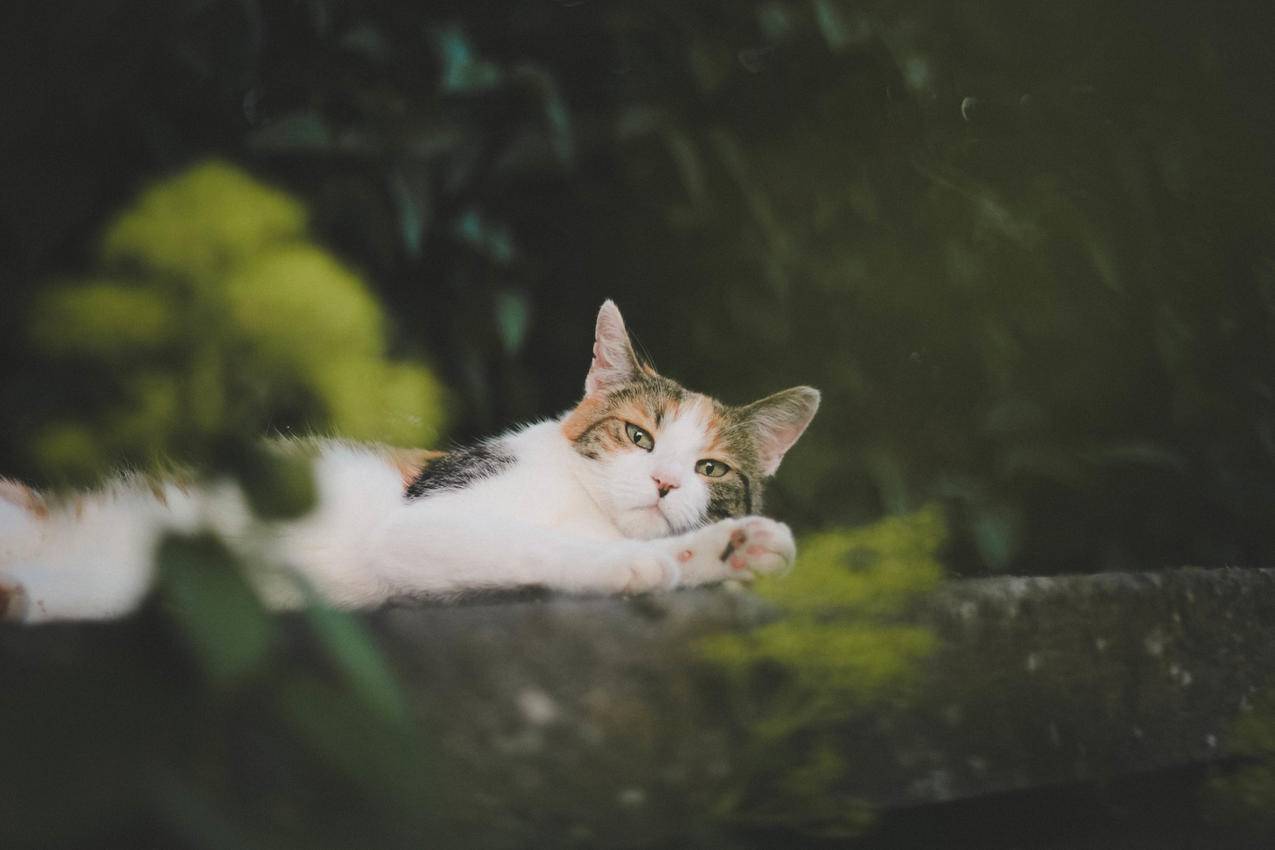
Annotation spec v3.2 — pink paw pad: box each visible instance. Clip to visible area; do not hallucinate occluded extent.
[677,549,694,563]
[730,554,748,571]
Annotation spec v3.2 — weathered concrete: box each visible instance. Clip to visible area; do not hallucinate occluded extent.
[358,567,1275,845]
[4,568,1275,847]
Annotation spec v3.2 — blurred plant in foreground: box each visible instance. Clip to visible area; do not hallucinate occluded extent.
[699,507,945,837]
[22,160,446,514]
[0,534,443,850]
[1,160,455,847]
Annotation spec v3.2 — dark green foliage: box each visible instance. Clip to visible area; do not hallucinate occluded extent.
[0,536,441,850]
[5,0,1275,573]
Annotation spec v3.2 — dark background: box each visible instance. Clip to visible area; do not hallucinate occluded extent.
[4,0,1275,573]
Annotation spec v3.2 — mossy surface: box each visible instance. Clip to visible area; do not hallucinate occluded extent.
[699,508,946,837]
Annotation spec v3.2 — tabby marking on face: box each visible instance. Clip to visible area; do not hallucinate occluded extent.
[557,301,819,539]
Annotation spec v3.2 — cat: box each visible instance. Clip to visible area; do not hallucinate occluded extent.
[0,301,819,623]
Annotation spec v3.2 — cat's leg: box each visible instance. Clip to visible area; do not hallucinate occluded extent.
[359,508,681,602]
[360,509,794,603]
[659,516,796,587]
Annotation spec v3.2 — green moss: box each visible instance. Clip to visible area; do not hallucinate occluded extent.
[756,506,946,616]
[1205,688,1275,828]
[702,506,945,702]
[699,507,946,837]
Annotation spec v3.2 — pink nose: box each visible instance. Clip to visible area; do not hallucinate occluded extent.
[653,475,679,498]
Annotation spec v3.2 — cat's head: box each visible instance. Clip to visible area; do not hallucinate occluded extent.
[562,300,819,539]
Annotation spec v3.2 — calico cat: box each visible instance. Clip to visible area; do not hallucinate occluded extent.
[0,301,819,623]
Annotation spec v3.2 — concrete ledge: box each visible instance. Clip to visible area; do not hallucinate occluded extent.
[358,568,1275,843]
[4,567,1275,847]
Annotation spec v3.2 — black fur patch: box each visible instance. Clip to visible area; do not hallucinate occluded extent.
[706,473,753,521]
[405,441,514,499]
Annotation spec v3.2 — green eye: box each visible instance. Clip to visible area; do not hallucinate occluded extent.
[695,459,730,478]
[625,422,655,451]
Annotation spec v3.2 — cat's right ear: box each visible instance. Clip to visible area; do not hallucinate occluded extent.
[739,386,821,476]
[585,300,641,396]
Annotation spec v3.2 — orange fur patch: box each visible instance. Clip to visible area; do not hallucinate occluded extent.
[611,399,657,433]
[387,448,446,489]
[0,581,28,621]
[0,479,48,520]
[561,396,608,441]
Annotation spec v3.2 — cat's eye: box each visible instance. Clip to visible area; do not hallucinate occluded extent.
[625,422,655,451]
[695,459,730,478]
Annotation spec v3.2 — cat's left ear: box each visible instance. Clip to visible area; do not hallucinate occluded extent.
[739,386,821,476]
[585,300,642,396]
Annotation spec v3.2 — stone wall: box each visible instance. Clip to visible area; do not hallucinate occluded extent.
[5,568,1275,848]
[362,568,1275,845]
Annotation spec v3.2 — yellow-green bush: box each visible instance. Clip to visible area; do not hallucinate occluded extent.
[25,160,447,494]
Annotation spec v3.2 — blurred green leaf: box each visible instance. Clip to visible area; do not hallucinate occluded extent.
[971,502,1023,571]
[304,603,409,725]
[389,170,427,260]
[494,288,530,355]
[434,24,501,93]
[157,533,273,687]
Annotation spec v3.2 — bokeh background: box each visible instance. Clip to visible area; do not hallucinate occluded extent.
[7,0,1275,575]
[5,2,1275,846]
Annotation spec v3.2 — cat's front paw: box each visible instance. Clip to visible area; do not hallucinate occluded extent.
[669,516,796,587]
[618,550,678,594]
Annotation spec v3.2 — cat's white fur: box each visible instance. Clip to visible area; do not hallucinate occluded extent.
[0,301,815,623]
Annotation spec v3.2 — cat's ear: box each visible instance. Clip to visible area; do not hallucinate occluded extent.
[739,386,821,476]
[585,300,641,396]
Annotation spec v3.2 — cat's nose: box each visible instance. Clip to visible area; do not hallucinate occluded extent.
[653,475,679,498]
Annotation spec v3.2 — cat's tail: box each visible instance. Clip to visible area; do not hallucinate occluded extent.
[0,480,46,564]
[0,480,48,620]
[0,479,182,623]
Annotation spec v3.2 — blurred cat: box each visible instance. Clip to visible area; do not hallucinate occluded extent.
[0,301,818,622]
